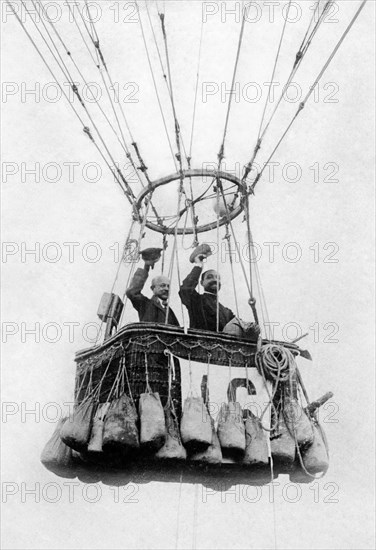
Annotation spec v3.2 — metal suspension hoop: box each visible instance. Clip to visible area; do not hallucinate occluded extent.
[135,169,245,235]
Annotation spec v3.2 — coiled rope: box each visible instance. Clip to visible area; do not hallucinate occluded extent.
[255,343,296,383]
[255,343,296,431]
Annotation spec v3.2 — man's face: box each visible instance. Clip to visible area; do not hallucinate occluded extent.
[201,270,221,294]
[151,276,170,301]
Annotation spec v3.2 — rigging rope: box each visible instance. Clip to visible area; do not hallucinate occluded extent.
[242,0,331,186]
[76,1,163,222]
[185,17,204,248]
[158,9,186,177]
[250,0,367,194]
[215,184,220,332]
[135,0,178,170]
[6,0,131,205]
[244,196,259,324]
[258,0,333,143]
[215,178,259,323]
[145,1,170,94]
[224,225,240,318]
[165,183,187,327]
[34,0,135,161]
[19,0,138,208]
[94,219,137,345]
[218,1,247,166]
[256,0,292,142]
[151,1,191,166]
[67,1,97,65]
[80,0,141,149]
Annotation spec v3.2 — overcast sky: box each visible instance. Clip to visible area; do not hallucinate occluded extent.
[1,1,375,549]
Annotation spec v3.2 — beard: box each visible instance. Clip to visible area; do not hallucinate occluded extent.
[206,283,218,294]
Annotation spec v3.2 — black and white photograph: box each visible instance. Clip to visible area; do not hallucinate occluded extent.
[1,1,375,549]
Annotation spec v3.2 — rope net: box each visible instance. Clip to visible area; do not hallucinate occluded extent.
[8,0,367,343]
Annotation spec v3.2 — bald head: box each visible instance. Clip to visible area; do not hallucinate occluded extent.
[151,275,170,300]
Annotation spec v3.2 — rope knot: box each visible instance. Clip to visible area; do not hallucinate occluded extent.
[294,50,303,68]
[83,126,93,141]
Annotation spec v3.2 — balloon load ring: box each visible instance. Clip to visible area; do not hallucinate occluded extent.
[135,168,245,235]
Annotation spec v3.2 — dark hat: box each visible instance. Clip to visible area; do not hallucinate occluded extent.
[140,247,163,262]
[189,243,213,263]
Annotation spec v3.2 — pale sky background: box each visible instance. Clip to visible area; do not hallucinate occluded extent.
[1,1,375,549]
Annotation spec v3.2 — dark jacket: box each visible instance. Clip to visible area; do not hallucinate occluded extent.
[126,267,180,326]
[179,266,235,332]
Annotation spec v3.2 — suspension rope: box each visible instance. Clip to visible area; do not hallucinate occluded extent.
[185,17,204,248]
[34,0,135,161]
[258,0,333,143]
[242,0,292,185]
[75,1,163,222]
[20,0,138,208]
[250,0,367,194]
[131,141,164,224]
[81,0,141,149]
[67,1,97,65]
[215,183,220,332]
[214,178,254,317]
[242,0,330,185]
[253,254,270,338]
[145,0,170,93]
[189,18,204,160]
[165,181,186,325]
[23,0,73,84]
[244,195,259,324]
[135,1,178,170]
[217,1,247,166]
[224,225,240,318]
[298,1,334,59]
[119,197,154,325]
[151,1,191,166]
[94,219,137,345]
[297,0,322,56]
[256,0,292,142]
[6,0,131,204]
[158,9,186,177]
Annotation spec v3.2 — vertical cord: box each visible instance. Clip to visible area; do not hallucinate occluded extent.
[165,182,186,324]
[192,484,199,550]
[206,354,211,406]
[188,353,193,395]
[216,184,220,332]
[217,0,246,166]
[144,351,152,393]
[225,225,240,318]
[174,472,183,550]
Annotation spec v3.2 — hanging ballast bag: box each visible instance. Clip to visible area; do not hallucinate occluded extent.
[284,398,314,449]
[180,395,212,453]
[300,422,329,474]
[103,394,139,454]
[156,405,186,461]
[60,398,95,451]
[139,391,166,452]
[41,417,73,470]
[87,417,104,453]
[190,417,222,465]
[270,412,296,466]
[87,403,110,453]
[217,401,246,458]
[243,410,269,467]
